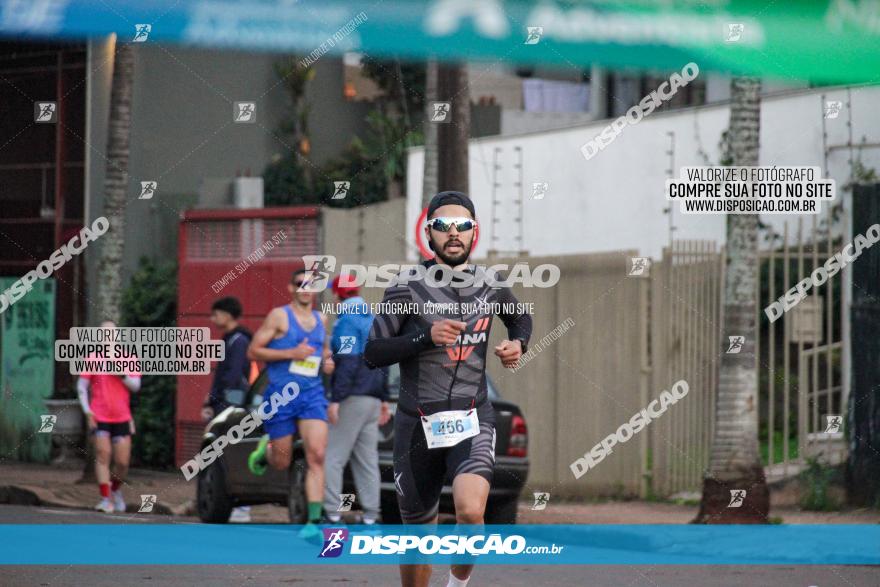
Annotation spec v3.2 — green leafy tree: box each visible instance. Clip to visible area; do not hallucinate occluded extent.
[360,57,425,200]
[263,153,314,207]
[121,257,177,469]
[360,56,426,125]
[320,141,386,209]
[264,57,316,206]
[321,111,422,208]
[264,55,425,207]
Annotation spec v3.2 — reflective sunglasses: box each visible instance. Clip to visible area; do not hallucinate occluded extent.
[426,216,477,232]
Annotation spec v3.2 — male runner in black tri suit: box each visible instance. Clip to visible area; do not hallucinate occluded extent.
[364,191,532,587]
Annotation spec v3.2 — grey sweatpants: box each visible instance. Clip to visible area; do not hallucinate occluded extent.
[323,395,381,520]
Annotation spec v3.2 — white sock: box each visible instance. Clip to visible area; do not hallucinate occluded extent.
[446,571,470,587]
[327,514,341,523]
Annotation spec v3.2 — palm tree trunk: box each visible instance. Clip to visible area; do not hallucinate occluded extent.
[421,59,438,208]
[695,76,770,523]
[81,37,134,484]
[96,38,134,324]
[435,62,469,193]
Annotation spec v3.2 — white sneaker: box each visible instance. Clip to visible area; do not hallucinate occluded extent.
[229,506,252,523]
[95,498,114,513]
[112,490,126,512]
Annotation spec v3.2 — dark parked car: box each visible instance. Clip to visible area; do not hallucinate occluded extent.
[196,364,529,524]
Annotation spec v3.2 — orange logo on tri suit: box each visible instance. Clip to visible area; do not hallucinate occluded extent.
[446,346,475,362]
[445,317,490,363]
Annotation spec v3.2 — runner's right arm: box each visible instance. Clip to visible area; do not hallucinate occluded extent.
[76,376,91,414]
[365,275,467,368]
[364,282,433,368]
[247,308,300,362]
[77,376,97,430]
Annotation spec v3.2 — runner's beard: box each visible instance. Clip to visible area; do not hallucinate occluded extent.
[432,238,472,266]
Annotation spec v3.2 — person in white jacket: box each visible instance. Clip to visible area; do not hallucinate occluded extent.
[77,320,141,513]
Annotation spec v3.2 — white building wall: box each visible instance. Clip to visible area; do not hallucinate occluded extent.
[406,85,880,262]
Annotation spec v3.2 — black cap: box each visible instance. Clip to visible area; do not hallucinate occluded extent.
[427,191,475,219]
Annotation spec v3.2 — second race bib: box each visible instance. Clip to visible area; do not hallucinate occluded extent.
[420,409,479,449]
[288,355,321,377]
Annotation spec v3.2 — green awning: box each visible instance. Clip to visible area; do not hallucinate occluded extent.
[1,0,878,81]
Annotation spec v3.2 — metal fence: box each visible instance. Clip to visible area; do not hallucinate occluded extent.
[480,251,650,498]
[649,241,723,497]
[480,246,723,498]
[644,222,848,496]
[757,214,846,482]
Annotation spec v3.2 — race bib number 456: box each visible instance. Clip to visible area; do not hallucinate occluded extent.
[420,409,479,449]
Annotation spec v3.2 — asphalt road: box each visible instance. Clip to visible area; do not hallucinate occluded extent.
[1,505,877,587]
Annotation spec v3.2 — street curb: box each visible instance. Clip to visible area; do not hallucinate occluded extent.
[0,484,180,516]
[0,485,81,509]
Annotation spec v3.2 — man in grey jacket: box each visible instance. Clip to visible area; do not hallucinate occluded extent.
[323,275,390,524]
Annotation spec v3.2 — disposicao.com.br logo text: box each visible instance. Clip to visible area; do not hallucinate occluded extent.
[329,533,563,556]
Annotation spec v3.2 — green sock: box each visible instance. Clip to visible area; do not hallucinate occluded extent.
[307,502,323,523]
[248,435,270,475]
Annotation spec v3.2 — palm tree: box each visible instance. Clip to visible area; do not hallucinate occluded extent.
[80,37,134,484]
[96,38,135,323]
[421,59,438,209]
[435,62,469,192]
[694,76,770,523]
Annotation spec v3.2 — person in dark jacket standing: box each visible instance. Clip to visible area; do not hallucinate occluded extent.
[205,296,253,523]
[203,296,252,420]
[323,275,390,524]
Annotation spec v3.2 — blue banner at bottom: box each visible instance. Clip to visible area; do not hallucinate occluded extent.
[1,524,877,565]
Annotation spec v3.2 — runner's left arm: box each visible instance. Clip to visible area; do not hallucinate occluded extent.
[122,374,141,392]
[494,286,532,351]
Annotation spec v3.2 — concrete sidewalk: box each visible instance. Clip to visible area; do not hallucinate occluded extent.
[1,459,877,524]
[0,459,296,522]
[0,459,196,516]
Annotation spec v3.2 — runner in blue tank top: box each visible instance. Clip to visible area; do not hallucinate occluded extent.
[246,268,334,538]
[264,305,326,398]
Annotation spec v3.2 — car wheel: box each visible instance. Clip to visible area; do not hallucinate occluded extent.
[197,462,233,523]
[288,455,308,524]
[484,496,519,525]
[380,493,402,524]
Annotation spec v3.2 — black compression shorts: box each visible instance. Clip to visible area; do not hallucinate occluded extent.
[392,402,496,524]
[94,420,132,441]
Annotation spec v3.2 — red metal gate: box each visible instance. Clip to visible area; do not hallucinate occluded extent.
[175,206,321,466]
